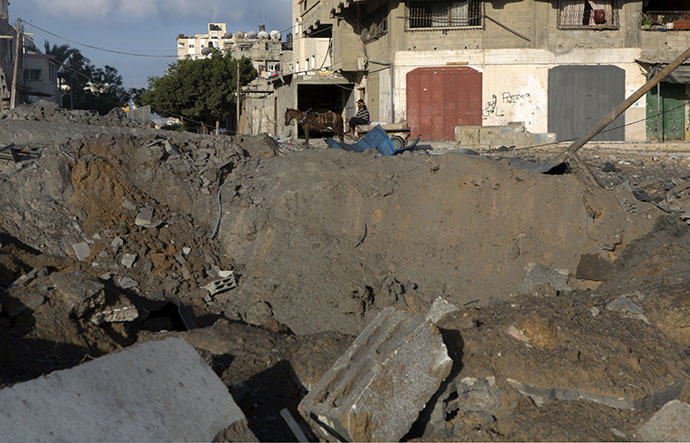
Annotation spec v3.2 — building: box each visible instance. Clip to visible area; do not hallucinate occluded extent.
[0,0,16,111]
[282,0,690,142]
[22,53,60,104]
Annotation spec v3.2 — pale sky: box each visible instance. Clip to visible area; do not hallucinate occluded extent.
[10,0,292,89]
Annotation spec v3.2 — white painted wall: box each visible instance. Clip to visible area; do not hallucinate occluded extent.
[393,48,647,141]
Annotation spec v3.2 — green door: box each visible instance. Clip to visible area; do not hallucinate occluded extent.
[647,83,686,141]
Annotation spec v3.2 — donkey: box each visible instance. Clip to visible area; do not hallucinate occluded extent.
[284,108,344,146]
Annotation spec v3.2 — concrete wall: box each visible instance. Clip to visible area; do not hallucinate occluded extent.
[394,48,647,141]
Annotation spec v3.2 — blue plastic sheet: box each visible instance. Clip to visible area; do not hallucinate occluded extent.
[325,125,397,156]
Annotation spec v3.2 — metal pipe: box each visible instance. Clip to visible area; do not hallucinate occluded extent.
[553,44,690,163]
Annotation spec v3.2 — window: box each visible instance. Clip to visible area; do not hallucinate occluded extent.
[23,69,41,82]
[407,0,483,29]
[558,0,618,29]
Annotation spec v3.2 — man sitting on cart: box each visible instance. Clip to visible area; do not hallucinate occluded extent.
[348,99,370,137]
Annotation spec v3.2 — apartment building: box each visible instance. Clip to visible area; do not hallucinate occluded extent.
[283,0,690,142]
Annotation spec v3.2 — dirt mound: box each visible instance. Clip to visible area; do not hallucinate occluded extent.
[2,99,147,128]
[215,149,659,335]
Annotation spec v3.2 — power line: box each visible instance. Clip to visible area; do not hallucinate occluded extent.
[23,21,180,58]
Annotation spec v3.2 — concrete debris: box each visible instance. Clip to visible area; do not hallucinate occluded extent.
[120,252,137,268]
[135,206,154,227]
[203,274,237,296]
[606,295,649,323]
[72,241,91,261]
[638,400,690,442]
[520,262,571,293]
[121,199,137,211]
[426,296,460,323]
[299,307,452,441]
[117,276,139,289]
[575,253,613,281]
[506,378,683,410]
[89,305,139,325]
[0,338,249,441]
[111,236,123,253]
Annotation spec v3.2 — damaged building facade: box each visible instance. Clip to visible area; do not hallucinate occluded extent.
[277,0,690,142]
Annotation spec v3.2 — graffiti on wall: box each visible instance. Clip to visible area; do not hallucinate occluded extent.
[482,92,532,119]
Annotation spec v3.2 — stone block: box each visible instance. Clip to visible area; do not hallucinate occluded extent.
[135,206,154,227]
[454,126,480,144]
[299,307,452,441]
[121,253,137,268]
[73,241,91,261]
[426,296,459,324]
[0,338,248,441]
[638,400,690,441]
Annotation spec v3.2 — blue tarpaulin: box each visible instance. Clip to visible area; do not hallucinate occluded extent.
[325,125,397,156]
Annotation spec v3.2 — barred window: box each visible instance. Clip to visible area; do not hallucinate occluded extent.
[407,0,483,29]
[558,0,618,29]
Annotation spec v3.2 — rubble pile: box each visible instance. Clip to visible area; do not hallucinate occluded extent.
[2,116,690,441]
[1,99,149,128]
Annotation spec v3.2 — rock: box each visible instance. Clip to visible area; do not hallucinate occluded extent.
[506,378,683,410]
[425,376,505,438]
[73,241,92,261]
[638,400,690,441]
[135,206,154,227]
[111,236,124,254]
[117,276,139,289]
[426,297,459,324]
[520,262,570,293]
[606,295,649,323]
[121,199,137,211]
[182,247,191,255]
[0,338,250,441]
[9,267,48,288]
[575,253,612,281]
[121,253,137,268]
[50,271,106,316]
[299,307,453,442]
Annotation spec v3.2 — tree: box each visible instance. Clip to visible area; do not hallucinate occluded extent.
[44,41,131,114]
[142,52,256,132]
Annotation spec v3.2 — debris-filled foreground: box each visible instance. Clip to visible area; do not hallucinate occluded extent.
[2,112,690,441]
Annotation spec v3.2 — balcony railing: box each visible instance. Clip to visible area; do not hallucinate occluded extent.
[639,11,690,31]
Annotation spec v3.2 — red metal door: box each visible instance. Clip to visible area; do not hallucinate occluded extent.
[406,67,482,140]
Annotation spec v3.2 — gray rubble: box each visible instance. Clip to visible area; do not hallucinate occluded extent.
[0,338,250,441]
[299,307,453,441]
[638,400,690,441]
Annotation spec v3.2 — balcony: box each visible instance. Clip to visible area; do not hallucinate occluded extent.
[639,11,690,31]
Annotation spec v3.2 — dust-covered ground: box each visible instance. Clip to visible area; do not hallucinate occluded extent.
[2,110,690,441]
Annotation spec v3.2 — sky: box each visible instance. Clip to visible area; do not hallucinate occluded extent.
[10,0,292,89]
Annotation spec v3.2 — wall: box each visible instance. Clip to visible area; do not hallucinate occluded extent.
[23,55,60,104]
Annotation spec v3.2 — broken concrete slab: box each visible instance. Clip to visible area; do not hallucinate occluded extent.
[299,307,452,441]
[117,276,139,289]
[606,295,649,323]
[426,296,459,324]
[121,252,137,268]
[575,253,613,281]
[203,275,237,296]
[506,378,683,410]
[50,271,106,315]
[638,400,690,441]
[520,262,571,293]
[0,338,249,441]
[135,206,154,227]
[72,241,91,261]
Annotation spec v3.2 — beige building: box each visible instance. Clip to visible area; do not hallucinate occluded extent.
[277,0,690,142]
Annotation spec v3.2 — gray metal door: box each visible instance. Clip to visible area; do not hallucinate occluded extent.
[548,65,625,141]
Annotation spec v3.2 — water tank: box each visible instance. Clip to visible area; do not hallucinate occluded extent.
[246,30,258,39]
[258,31,269,39]
[270,30,282,40]
[234,31,245,39]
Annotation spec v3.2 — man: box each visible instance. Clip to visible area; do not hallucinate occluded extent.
[348,99,370,136]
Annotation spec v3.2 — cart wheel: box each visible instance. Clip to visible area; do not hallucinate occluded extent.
[391,136,405,151]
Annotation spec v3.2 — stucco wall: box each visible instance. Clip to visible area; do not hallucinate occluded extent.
[393,48,647,141]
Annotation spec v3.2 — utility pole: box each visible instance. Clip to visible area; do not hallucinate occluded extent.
[236,61,240,134]
[10,17,21,109]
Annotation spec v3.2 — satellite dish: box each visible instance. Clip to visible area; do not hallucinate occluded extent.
[201,47,212,55]
[223,32,232,39]
[234,31,245,39]
[270,30,282,40]
[246,30,258,39]
[258,31,269,39]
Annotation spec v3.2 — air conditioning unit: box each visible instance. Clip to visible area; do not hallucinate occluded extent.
[356,56,368,71]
